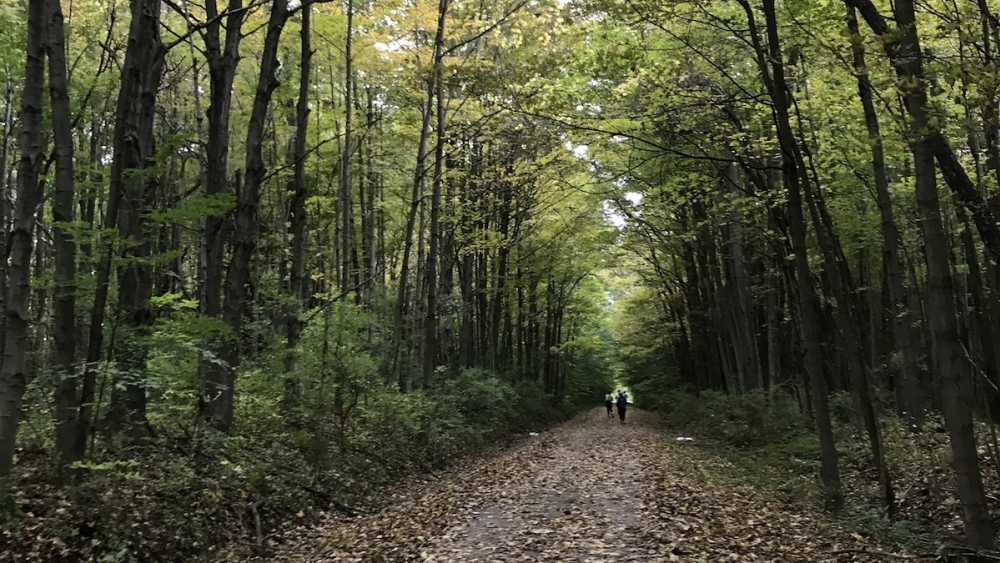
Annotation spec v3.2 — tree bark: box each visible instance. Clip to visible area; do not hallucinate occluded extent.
[0,75,15,368]
[216,0,291,432]
[721,162,762,390]
[0,0,46,480]
[393,81,434,389]
[46,0,80,472]
[364,87,379,299]
[340,0,357,294]
[423,0,450,388]
[745,0,843,507]
[198,0,246,431]
[106,0,166,437]
[849,0,996,547]
[283,4,312,418]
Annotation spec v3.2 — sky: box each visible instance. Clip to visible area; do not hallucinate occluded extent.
[604,192,643,229]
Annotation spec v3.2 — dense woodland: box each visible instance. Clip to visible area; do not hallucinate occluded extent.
[6,0,1000,559]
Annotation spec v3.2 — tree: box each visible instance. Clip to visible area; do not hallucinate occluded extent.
[197,0,247,431]
[104,0,165,437]
[423,0,449,388]
[215,0,294,432]
[0,0,45,481]
[283,3,312,417]
[45,0,80,472]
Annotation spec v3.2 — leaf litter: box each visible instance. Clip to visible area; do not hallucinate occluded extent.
[254,409,927,562]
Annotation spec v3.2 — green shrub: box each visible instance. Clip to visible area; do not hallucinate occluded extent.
[3,298,596,561]
[659,390,809,448]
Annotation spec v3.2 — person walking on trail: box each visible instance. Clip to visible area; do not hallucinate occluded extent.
[605,392,614,418]
[616,391,628,424]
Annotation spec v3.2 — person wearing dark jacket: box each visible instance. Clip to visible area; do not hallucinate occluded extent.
[616,391,628,424]
[605,392,614,418]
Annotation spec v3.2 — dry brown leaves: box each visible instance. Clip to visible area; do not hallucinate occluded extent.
[252,410,930,563]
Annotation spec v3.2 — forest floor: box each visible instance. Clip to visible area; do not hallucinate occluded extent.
[249,409,926,562]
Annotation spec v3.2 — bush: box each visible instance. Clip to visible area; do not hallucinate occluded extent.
[659,390,809,448]
[2,293,597,561]
[2,368,575,562]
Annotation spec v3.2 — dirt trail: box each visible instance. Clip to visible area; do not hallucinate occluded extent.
[261,409,922,562]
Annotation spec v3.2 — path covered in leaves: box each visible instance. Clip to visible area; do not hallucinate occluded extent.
[263,409,922,562]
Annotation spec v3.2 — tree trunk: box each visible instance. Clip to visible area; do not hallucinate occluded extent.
[0,0,46,480]
[722,162,762,390]
[46,0,80,472]
[850,0,996,547]
[198,0,245,431]
[423,0,449,388]
[458,161,477,369]
[393,81,434,389]
[217,0,290,432]
[745,0,843,507]
[490,177,511,372]
[340,0,357,294]
[846,5,923,421]
[75,113,107,458]
[0,75,15,368]
[364,87,379,299]
[104,0,165,438]
[283,4,311,419]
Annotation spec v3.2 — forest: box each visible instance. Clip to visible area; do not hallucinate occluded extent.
[5,0,1000,560]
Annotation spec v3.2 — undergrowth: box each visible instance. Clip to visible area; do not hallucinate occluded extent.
[0,369,581,562]
[644,388,996,558]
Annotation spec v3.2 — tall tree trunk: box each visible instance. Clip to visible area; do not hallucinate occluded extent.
[30,223,48,382]
[423,0,449,388]
[215,0,290,433]
[75,115,107,458]
[744,0,843,507]
[846,5,923,421]
[722,162,762,390]
[364,87,379,298]
[106,0,166,437]
[543,280,556,393]
[283,4,311,418]
[393,81,434,389]
[765,258,783,393]
[978,0,1000,192]
[459,167,477,368]
[340,0,357,294]
[0,0,46,480]
[46,0,80,472]
[527,276,539,381]
[437,144,457,366]
[198,0,246,431]
[850,0,996,547]
[0,78,14,367]
[490,178,511,372]
[850,0,1000,265]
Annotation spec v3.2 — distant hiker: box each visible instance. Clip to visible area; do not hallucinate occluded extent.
[605,393,614,418]
[616,391,628,424]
